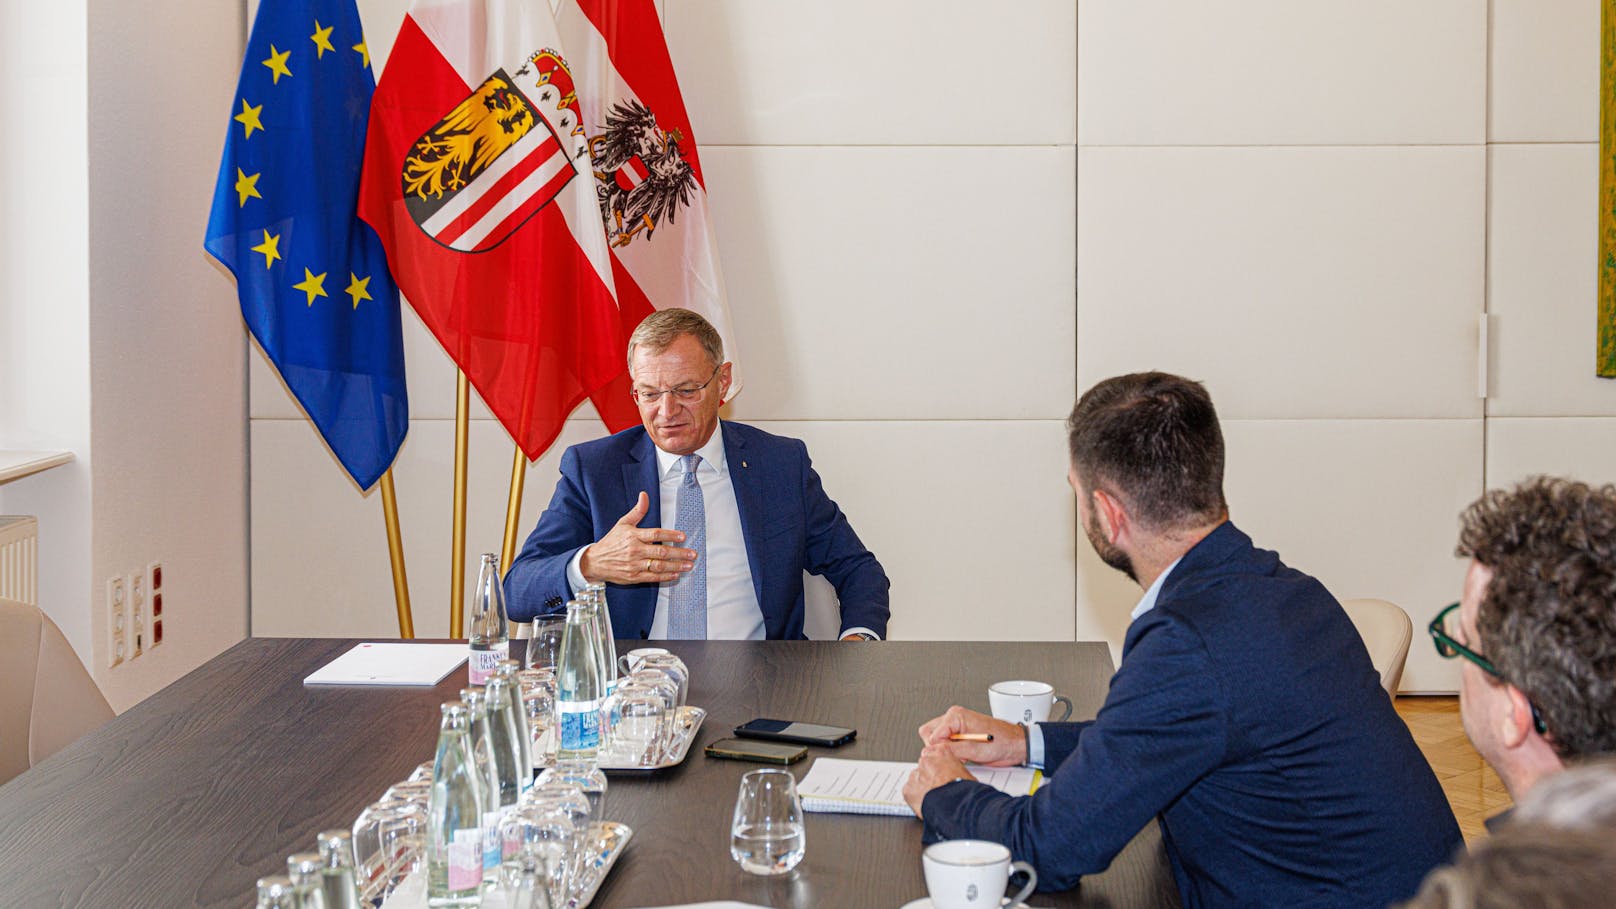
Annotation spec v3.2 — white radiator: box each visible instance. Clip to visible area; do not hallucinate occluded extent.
[0,516,39,606]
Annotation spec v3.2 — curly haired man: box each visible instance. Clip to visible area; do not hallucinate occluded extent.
[1432,476,1616,812]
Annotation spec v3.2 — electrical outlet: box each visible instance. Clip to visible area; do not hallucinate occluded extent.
[147,561,164,647]
[106,576,127,668]
[129,571,146,658]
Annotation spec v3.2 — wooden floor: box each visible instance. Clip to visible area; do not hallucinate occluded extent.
[1394,695,1511,842]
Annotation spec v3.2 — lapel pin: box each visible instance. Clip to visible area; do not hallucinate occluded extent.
[742,461,748,468]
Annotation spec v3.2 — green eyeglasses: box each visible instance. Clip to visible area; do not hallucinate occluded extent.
[1428,602,1548,735]
[1428,602,1500,675]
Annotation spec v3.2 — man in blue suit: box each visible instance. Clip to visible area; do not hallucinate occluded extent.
[504,308,889,640]
[904,372,1461,907]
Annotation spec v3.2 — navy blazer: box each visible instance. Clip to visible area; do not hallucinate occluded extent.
[503,421,890,639]
[922,523,1461,908]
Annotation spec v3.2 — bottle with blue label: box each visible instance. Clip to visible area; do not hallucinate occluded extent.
[556,600,603,760]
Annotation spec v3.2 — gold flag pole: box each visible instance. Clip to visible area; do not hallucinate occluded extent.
[501,446,528,575]
[379,468,414,638]
[449,371,471,638]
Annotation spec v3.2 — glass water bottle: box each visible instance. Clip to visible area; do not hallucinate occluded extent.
[493,659,534,793]
[468,553,509,685]
[459,688,505,878]
[428,702,486,906]
[556,601,604,760]
[314,830,364,909]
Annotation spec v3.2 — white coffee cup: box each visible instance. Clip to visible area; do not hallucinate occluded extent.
[922,839,1037,909]
[988,680,1073,725]
[618,647,669,675]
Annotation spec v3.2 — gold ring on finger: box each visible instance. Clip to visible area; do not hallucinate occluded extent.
[646,558,654,573]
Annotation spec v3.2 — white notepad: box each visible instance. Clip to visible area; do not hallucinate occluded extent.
[303,642,468,686]
[796,758,1042,817]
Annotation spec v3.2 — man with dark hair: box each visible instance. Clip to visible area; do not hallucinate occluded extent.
[1431,477,1616,804]
[904,372,1461,907]
[504,308,889,641]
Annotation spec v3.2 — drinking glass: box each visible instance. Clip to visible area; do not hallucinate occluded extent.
[379,802,427,898]
[637,653,689,706]
[498,804,572,905]
[521,784,595,898]
[409,761,436,782]
[384,780,432,807]
[536,760,608,820]
[627,669,680,713]
[498,854,556,909]
[519,669,557,768]
[604,686,667,766]
[352,799,408,900]
[730,768,806,876]
[526,617,565,672]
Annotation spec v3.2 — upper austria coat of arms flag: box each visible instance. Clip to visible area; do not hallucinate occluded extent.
[205,0,409,491]
[360,0,625,460]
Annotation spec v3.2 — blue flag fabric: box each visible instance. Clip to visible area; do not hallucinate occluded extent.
[205,0,407,490]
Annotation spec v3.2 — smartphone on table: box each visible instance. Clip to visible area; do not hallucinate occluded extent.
[704,737,808,765]
[733,718,856,747]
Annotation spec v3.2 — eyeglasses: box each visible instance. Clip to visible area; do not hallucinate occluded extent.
[1428,602,1500,676]
[1428,602,1548,735]
[631,364,720,406]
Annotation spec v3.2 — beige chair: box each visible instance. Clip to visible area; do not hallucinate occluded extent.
[0,597,114,785]
[1341,598,1413,698]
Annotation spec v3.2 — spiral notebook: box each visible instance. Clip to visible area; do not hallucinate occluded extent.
[796,758,1041,817]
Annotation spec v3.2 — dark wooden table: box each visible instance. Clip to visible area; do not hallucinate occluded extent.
[0,639,1179,908]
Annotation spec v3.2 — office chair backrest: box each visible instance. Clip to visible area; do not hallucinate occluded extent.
[1341,597,1414,698]
[0,597,114,785]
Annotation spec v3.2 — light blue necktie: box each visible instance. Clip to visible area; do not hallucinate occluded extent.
[668,454,707,639]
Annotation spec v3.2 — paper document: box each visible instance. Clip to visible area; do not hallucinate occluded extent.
[796,758,1041,817]
[303,642,467,686]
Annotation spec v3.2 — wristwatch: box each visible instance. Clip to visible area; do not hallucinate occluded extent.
[845,632,878,641]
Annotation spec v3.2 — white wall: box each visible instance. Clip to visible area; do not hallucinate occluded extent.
[244,0,1614,694]
[0,0,250,713]
[0,1,93,667]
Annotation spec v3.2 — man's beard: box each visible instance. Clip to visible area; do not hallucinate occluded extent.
[1085,509,1137,584]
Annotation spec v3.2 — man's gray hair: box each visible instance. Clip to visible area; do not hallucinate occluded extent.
[626,308,724,371]
[1513,758,1616,832]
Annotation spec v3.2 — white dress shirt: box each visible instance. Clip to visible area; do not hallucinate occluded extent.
[568,423,766,639]
[1027,556,1182,768]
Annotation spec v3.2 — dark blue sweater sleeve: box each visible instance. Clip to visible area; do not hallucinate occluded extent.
[796,440,890,637]
[920,616,1227,891]
[503,446,592,622]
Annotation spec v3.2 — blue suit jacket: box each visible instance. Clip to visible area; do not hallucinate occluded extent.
[922,522,1461,908]
[503,422,890,639]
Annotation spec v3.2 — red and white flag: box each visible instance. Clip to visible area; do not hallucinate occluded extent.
[359,0,625,459]
[556,0,742,429]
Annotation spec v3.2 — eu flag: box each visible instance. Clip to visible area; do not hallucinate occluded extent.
[205,0,407,490]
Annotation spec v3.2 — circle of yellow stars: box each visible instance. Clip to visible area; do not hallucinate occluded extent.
[234,18,375,310]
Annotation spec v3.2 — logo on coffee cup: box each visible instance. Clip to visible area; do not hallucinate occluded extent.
[1022,708,1032,722]
[966,884,979,902]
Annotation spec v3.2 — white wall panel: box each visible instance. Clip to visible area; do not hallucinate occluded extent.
[1074,419,1480,690]
[1221,419,1481,692]
[252,418,603,638]
[747,420,1075,642]
[708,145,1076,422]
[1077,0,1485,146]
[254,417,1075,643]
[664,0,1076,147]
[1486,144,1614,416]
[1077,146,1485,420]
[1489,0,1599,142]
[1486,417,1616,487]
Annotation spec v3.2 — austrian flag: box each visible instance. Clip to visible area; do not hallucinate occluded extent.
[360,0,624,460]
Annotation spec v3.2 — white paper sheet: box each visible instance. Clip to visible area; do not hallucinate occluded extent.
[303,642,468,686]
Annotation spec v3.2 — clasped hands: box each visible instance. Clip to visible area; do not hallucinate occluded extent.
[902,706,1028,819]
[579,492,697,584]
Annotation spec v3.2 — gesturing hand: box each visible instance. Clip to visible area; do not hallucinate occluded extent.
[578,492,698,585]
